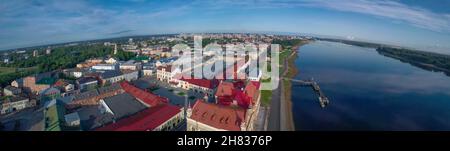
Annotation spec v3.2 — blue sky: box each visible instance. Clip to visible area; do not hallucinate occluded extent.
[1,0,450,54]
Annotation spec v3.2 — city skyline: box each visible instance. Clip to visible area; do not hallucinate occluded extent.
[1,0,450,54]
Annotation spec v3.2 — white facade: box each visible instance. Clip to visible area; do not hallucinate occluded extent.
[105,58,117,64]
[92,64,118,71]
[64,112,81,127]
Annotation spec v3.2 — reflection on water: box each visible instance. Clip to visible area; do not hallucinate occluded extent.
[292,41,450,130]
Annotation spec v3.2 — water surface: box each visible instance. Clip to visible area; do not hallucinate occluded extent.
[292,41,450,130]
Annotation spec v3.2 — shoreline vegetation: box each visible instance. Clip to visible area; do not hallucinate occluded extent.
[319,38,450,77]
[279,39,311,131]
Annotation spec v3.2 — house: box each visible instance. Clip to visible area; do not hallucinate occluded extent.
[187,100,247,131]
[76,58,103,68]
[119,60,141,70]
[105,57,118,64]
[76,77,98,91]
[21,76,51,95]
[122,70,139,82]
[64,112,81,127]
[40,87,61,102]
[214,81,235,105]
[53,79,74,93]
[156,65,173,82]
[178,78,219,97]
[3,85,22,96]
[92,63,119,71]
[142,63,155,76]
[1,96,29,114]
[99,70,124,85]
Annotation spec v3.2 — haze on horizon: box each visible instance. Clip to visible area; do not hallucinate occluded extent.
[1,0,450,54]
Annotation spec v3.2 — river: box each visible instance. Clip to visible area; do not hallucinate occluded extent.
[292,41,450,130]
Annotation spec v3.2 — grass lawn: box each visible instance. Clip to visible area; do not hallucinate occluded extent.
[0,67,15,76]
[260,90,272,107]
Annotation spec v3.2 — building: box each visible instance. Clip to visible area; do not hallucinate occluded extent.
[1,96,30,114]
[40,87,61,102]
[99,93,147,122]
[122,70,139,82]
[46,48,51,54]
[92,63,119,71]
[33,50,38,57]
[96,104,184,131]
[76,58,103,68]
[63,68,86,78]
[76,77,98,91]
[96,104,183,131]
[99,70,124,85]
[3,85,22,96]
[156,65,173,82]
[178,78,219,97]
[22,76,51,95]
[120,81,168,107]
[142,63,155,76]
[187,100,247,131]
[53,79,74,93]
[66,83,124,109]
[214,81,235,105]
[64,112,81,127]
[120,60,141,70]
[105,57,118,64]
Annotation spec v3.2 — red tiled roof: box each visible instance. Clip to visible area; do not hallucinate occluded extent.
[180,78,219,89]
[244,81,260,104]
[215,81,234,97]
[190,100,246,131]
[53,79,69,87]
[96,104,181,131]
[120,81,168,106]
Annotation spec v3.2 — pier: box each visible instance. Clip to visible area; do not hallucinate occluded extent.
[285,78,330,108]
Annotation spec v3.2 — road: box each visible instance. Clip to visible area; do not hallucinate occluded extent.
[267,80,281,131]
[267,51,291,131]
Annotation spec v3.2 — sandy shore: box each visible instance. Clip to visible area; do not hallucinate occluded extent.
[282,41,310,131]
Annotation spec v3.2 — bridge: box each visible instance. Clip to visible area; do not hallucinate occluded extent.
[284,78,330,108]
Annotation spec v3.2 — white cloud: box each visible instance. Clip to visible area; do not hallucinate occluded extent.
[203,0,450,33]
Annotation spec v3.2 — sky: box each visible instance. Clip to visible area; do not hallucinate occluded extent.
[1,0,450,54]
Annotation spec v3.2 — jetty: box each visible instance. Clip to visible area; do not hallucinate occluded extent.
[285,78,330,108]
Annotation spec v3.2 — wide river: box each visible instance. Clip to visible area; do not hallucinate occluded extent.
[292,41,450,130]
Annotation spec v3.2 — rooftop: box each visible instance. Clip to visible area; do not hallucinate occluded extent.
[215,81,234,97]
[100,70,122,79]
[190,100,246,131]
[120,81,168,107]
[76,77,98,84]
[180,78,219,89]
[36,77,57,85]
[103,93,147,120]
[96,104,181,131]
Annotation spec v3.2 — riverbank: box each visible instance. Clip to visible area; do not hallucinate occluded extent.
[281,40,310,131]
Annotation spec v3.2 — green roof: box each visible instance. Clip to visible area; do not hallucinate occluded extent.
[37,77,57,85]
[44,102,65,131]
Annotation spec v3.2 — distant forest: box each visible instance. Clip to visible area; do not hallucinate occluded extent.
[0,44,134,86]
[319,38,450,76]
[376,47,450,76]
